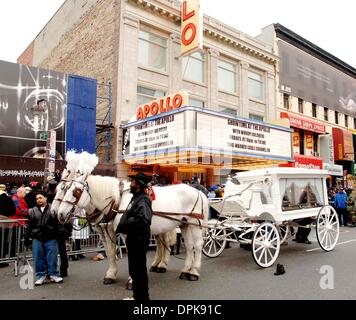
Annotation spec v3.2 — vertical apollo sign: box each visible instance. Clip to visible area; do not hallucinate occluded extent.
[181,0,203,56]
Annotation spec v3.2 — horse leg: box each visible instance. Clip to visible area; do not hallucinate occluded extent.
[187,226,204,281]
[156,232,173,273]
[97,224,118,285]
[179,227,195,281]
[150,235,164,273]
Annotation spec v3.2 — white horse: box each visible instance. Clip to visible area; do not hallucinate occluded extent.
[56,173,209,283]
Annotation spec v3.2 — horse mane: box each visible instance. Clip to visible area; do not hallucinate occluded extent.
[86,175,122,205]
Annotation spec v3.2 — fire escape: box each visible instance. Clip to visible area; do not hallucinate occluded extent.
[96,82,114,163]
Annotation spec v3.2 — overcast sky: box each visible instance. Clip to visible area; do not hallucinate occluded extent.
[0,0,355,68]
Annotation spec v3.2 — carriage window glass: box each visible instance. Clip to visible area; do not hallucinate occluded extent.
[280,178,323,211]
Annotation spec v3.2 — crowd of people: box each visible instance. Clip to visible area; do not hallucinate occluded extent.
[0,173,90,285]
[328,186,356,228]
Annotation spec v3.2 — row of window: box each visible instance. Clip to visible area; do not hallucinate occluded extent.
[137,85,264,122]
[283,94,355,128]
[138,29,264,102]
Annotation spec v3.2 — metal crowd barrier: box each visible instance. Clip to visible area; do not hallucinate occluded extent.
[0,218,157,276]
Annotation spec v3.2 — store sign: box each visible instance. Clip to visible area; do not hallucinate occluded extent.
[323,163,343,176]
[128,113,185,155]
[280,112,326,134]
[305,132,313,150]
[293,131,300,148]
[197,113,292,159]
[333,128,355,161]
[181,0,203,56]
[319,135,335,165]
[136,91,189,121]
[280,154,323,170]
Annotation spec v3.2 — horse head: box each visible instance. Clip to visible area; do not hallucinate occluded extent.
[51,168,78,216]
[57,172,90,223]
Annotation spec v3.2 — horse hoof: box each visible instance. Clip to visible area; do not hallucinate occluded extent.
[156,267,167,273]
[179,272,189,280]
[149,266,159,273]
[103,278,115,285]
[188,274,199,281]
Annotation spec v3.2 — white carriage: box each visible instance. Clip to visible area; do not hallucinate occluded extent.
[202,167,340,268]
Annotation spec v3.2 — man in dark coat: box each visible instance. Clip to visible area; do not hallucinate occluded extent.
[116,173,152,301]
[191,176,208,197]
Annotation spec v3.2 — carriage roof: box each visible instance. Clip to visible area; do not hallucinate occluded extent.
[233,167,329,181]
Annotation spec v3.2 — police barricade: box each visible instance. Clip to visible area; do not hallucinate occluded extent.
[0,219,27,275]
[0,218,157,276]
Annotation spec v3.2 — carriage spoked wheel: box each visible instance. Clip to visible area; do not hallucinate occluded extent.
[316,206,340,252]
[252,222,281,268]
[278,225,290,245]
[202,219,227,258]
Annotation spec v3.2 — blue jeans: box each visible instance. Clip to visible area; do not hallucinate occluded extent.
[32,239,60,279]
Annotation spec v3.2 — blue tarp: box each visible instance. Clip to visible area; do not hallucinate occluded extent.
[66,75,97,154]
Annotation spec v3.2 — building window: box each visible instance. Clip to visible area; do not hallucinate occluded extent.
[182,51,205,83]
[189,98,205,108]
[312,103,317,118]
[335,111,339,125]
[138,30,168,72]
[249,114,264,122]
[298,98,304,114]
[137,86,166,105]
[324,107,329,121]
[219,106,237,116]
[283,94,290,110]
[218,60,237,93]
[345,115,349,128]
[248,71,264,101]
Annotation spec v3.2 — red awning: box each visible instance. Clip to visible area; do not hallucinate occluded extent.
[280,112,326,134]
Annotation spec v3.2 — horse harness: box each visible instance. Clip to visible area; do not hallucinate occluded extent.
[69,182,205,228]
[117,189,205,229]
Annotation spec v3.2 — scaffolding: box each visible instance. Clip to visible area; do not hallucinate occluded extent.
[96,82,113,163]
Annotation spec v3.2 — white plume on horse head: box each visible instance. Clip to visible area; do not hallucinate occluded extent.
[65,150,79,173]
[77,151,99,174]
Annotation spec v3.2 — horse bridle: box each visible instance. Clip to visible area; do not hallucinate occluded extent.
[61,179,90,206]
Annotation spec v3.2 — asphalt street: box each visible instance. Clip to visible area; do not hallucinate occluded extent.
[1,226,356,300]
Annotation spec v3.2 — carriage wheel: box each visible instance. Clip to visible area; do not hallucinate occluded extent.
[316,206,339,252]
[278,225,290,244]
[202,220,227,258]
[252,222,280,268]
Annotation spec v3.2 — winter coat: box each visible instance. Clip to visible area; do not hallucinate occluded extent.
[0,192,16,218]
[117,192,152,240]
[191,182,209,197]
[25,205,58,242]
[334,191,348,209]
[11,194,29,225]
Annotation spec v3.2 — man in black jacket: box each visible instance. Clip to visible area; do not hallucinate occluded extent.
[24,191,63,285]
[117,173,152,301]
